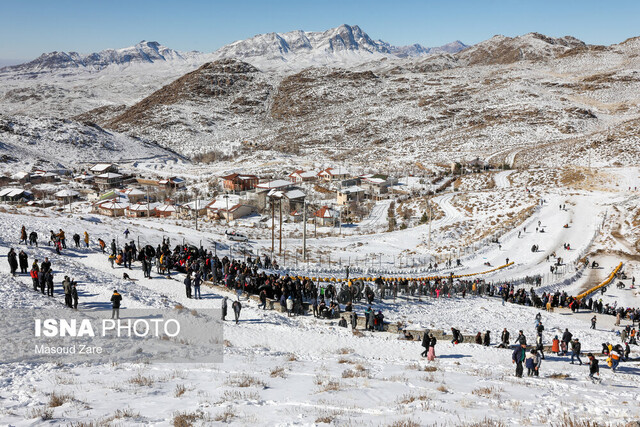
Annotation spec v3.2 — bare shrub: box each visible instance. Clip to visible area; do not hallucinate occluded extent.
[48,391,73,408]
[549,373,570,380]
[389,419,421,427]
[550,413,602,427]
[337,358,354,364]
[213,407,236,423]
[396,393,430,404]
[315,375,342,392]
[223,340,233,347]
[27,407,53,420]
[423,366,438,372]
[270,366,287,378]
[472,386,503,398]
[336,347,354,354]
[286,353,297,362]
[436,384,449,393]
[129,373,154,387]
[225,374,267,388]
[173,410,210,427]
[174,384,187,397]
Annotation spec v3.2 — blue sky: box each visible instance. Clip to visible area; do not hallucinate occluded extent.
[1,0,638,63]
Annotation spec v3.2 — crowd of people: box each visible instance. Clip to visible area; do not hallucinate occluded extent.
[8,224,638,381]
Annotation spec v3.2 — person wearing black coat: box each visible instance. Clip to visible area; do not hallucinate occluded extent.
[46,270,54,297]
[421,331,430,357]
[71,282,78,309]
[232,300,242,324]
[483,330,491,346]
[184,273,192,299]
[7,248,18,276]
[110,290,122,319]
[18,250,28,274]
[514,330,527,346]
[512,343,527,377]
[498,328,510,348]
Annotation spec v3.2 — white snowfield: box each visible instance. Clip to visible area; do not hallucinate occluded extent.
[0,175,639,425]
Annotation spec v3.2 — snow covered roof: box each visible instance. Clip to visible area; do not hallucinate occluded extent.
[54,189,80,197]
[127,202,157,212]
[98,201,128,210]
[289,170,317,179]
[90,163,115,173]
[11,172,29,180]
[284,189,306,200]
[120,188,145,196]
[257,179,292,190]
[207,195,242,210]
[339,185,365,194]
[154,204,177,213]
[319,167,350,176]
[96,173,123,179]
[363,177,386,185]
[181,200,210,210]
[0,188,31,197]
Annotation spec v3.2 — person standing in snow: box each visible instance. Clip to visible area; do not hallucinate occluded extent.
[30,260,39,291]
[591,315,597,329]
[350,312,358,330]
[427,333,437,361]
[193,272,202,299]
[421,330,430,357]
[73,233,80,248]
[512,343,527,378]
[7,248,18,276]
[561,328,573,355]
[83,231,90,248]
[587,353,599,381]
[286,295,293,317]
[71,281,78,309]
[221,296,228,321]
[232,299,242,324]
[111,239,117,256]
[18,250,28,274]
[29,231,38,247]
[110,290,122,319]
[124,229,130,239]
[536,334,545,359]
[497,328,510,348]
[46,270,54,297]
[184,273,192,299]
[20,226,27,245]
[483,330,491,346]
[570,338,582,365]
[62,276,72,308]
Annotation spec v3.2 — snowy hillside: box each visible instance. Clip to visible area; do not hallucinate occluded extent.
[0,114,181,173]
[0,41,206,77]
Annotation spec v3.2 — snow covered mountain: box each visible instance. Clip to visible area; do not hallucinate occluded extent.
[379,40,468,58]
[211,24,468,67]
[0,41,205,76]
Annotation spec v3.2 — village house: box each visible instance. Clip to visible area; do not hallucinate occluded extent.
[73,172,95,184]
[0,188,33,203]
[158,177,186,191]
[288,170,317,183]
[255,179,294,211]
[89,163,118,174]
[318,167,350,182]
[220,173,259,192]
[178,200,209,218]
[154,203,178,218]
[313,206,339,226]
[126,202,155,218]
[337,185,365,206]
[54,189,80,201]
[360,174,397,199]
[95,172,124,191]
[29,170,59,185]
[11,172,30,184]
[282,188,306,215]
[118,188,146,203]
[96,200,128,217]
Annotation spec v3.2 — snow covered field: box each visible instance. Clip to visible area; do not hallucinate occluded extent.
[1,167,640,426]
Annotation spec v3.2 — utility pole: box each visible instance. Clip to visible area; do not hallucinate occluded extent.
[146,186,150,218]
[302,200,307,261]
[271,198,275,255]
[194,190,198,231]
[428,196,432,251]
[279,198,283,255]
[224,193,229,224]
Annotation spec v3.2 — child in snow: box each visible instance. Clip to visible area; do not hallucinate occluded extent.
[587,353,599,381]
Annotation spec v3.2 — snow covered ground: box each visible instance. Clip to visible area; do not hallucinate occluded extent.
[1,169,640,425]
